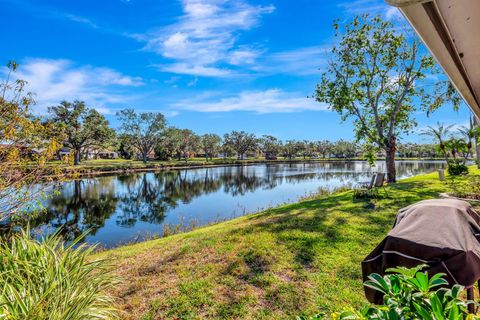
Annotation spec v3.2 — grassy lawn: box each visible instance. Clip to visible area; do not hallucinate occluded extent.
[96,168,470,319]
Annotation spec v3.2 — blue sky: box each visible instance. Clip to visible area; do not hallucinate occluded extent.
[0,0,472,142]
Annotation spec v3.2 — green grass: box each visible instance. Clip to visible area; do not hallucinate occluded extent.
[95,168,472,319]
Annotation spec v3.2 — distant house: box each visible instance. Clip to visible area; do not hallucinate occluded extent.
[85,149,119,160]
[136,150,156,161]
[56,147,119,160]
[244,151,261,159]
[57,147,71,160]
[96,151,118,159]
[265,152,277,160]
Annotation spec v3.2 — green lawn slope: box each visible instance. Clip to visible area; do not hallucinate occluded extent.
[97,168,465,319]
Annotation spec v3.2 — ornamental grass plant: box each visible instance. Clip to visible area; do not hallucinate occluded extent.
[0,230,119,319]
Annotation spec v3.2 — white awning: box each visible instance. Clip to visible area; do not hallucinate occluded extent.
[386,0,480,118]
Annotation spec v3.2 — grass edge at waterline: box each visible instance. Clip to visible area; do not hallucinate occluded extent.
[94,168,467,319]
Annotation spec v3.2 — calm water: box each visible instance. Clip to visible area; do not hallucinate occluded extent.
[22,161,444,247]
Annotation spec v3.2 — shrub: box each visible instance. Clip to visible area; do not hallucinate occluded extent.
[447,159,469,176]
[446,175,480,200]
[299,265,478,320]
[0,230,119,319]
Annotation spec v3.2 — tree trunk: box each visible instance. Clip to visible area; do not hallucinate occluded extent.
[74,149,81,165]
[73,179,82,204]
[385,139,397,183]
[475,117,480,168]
[475,142,480,169]
[142,151,147,163]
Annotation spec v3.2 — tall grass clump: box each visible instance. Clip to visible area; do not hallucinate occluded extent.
[0,230,119,319]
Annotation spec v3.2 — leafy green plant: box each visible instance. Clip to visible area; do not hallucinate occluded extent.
[447,159,469,176]
[0,230,119,319]
[421,122,473,176]
[300,265,478,320]
[446,174,480,200]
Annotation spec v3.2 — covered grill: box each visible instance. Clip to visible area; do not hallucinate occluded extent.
[362,199,480,304]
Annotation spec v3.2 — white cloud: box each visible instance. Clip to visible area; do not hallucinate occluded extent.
[184,1,219,17]
[171,89,329,113]
[139,0,274,77]
[5,58,143,114]
[64,14,99,28]
[257,46,328,76]
[228,48,261,65]
[94,68,144,86]
[156,63,231,77]
[163,110,180,117]
[338,0,400,20]
[1,1,102,30]
[164,76,181,85]
[385,7,401,20]
[187,77,198,87]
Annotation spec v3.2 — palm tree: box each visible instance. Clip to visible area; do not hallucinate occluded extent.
[420,122,454,159]
[459,114,480,167]
[444,137,469,160]
[458,125,474,158]
[474,116,480,168]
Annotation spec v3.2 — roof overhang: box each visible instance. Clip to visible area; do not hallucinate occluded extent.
[386,0,480,118]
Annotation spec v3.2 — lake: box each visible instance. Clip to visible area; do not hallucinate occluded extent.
[21,161,445,247]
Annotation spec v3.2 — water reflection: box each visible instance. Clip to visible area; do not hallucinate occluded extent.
[29,178,119,241]
[11,161,445,247]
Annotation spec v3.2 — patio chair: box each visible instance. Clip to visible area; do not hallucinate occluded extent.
[373,172,389,197]
[354,174,377,198]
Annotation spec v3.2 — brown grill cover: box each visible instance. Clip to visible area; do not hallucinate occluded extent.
[362,199,480,304]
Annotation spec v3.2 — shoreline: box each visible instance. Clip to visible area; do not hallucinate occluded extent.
[92,166,441,250]
[64,157,446,178]
[94,168,459,319]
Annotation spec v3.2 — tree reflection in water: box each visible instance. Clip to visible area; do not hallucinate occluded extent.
[3,161,445,246]
[28,178,118,241]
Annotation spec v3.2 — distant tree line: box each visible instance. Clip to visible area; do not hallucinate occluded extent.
[43,102,445,165]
